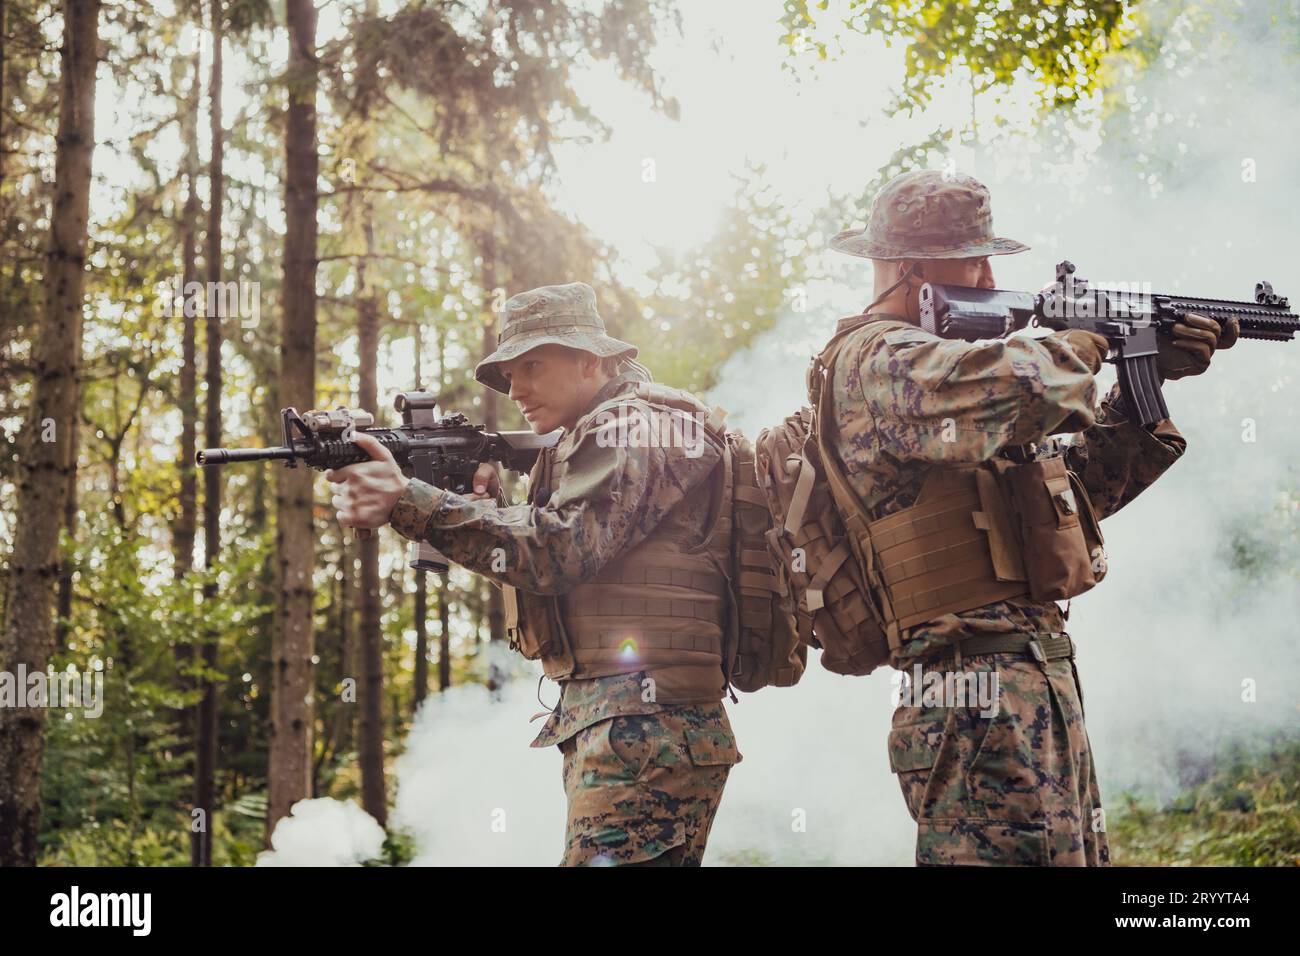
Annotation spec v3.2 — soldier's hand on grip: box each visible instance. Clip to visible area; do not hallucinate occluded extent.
[1053,329,1110,375]
[467,461,502,502]
[1157,312,1239,380]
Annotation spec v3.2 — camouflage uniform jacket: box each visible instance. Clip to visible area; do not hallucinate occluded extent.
[388,370,722,746]
[829,314,1187,665]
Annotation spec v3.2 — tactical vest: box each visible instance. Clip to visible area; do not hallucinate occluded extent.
[810,315,1108,652]
[502,391,732,705]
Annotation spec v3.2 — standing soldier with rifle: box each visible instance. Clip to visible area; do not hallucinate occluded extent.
[817,170,1239,865]
[327,282,744,866]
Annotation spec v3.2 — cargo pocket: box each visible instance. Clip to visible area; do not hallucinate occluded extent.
[684,727,742,768]
[602,716,658,783]
[887,715,944,822]
[964,676,1006,777]
[916,818,1049,866]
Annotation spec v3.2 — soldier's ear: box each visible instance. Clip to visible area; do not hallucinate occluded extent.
[576,350,602,380]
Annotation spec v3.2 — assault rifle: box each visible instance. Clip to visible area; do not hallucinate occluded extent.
[197,391,558,573]
[918,261,1299,424]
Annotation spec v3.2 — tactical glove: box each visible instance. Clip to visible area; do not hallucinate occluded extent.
[1053,329,1110,375]
[1156,312,1239,380]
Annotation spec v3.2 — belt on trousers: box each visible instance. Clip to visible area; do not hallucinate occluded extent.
[923,631,1075,671]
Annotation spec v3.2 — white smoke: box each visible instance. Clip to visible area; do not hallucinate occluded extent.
[391,666,567,866]
[257,797,387,866]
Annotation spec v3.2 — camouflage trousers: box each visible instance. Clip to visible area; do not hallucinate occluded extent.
[888,652,1109,866]
[557,704,741,866]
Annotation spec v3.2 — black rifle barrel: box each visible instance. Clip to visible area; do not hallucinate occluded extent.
[196,445,295,465]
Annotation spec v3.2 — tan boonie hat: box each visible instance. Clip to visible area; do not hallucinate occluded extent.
[830,169,1030,261]
[474,281,638,394]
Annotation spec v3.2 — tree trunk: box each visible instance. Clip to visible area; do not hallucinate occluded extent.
[269,0,319,843]
[437,583,451,692]
[413,570,428,709]
[411,320,428,711]
[174,43,200,580]
[479,233,505,660]
[0,0,99,868]
[53,414,77,644]
[0,0,6,193]
[435,323,451,693]
[194,0,223,869]
[173,36,201,806]
[335,538,354,755]
[356,207,385,825]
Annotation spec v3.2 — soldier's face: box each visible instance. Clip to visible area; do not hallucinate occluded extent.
[501,344,606,434]
[909,256,995,291]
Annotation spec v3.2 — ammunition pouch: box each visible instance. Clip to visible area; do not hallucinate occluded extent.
[999,455,1106,602]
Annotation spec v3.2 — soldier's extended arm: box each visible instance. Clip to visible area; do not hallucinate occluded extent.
[857,324,1100,464]
[1063,382,1187,520]
[920,261,1295,424]
[387,402,720,594]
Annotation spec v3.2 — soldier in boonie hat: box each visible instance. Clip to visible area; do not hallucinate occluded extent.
[829,169,1030,318]
[830,169,1029,261]
[475,282,638,395]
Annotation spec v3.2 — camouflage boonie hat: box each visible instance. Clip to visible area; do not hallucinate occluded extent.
[475,282,638,394]
[830,169,1030,261]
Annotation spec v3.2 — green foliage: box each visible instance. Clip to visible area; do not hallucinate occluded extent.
[372,828,416,867]
[1220,492,1299,590]
[781,0,1137,114]
[38,513,271,865]
[642,168,809,393]
[1110,735,1300,866]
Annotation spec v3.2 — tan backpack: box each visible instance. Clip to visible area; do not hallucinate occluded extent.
[755,408,891,677]
[752,316,913,677]
[633,384,806,694]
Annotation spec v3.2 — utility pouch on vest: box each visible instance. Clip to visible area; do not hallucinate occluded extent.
[1002,455,1105,602]
[506,588,566,661]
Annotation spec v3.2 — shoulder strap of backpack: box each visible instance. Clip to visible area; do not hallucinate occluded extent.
[807,315,913,513]
[809,316,913,647]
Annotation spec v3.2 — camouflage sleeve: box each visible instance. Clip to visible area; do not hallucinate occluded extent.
[858,325,1101,464]
[386,401,721,594]
[1063,382,1187,520]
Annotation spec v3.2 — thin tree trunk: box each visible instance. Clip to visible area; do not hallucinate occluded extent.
[53,414,77,644]
[0,0,99,868]
[413,577,428,707]
[435,323,451,693]
[337,539,354,754]
[479,233,505,653]
[411,323,428,711]
[356,207,385,825]
[0,0,7,195]
[194,0,223,868]
[174,44,200,580]
[437,584,451,692]
[174,38,202,792]
[269,0,319,843]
